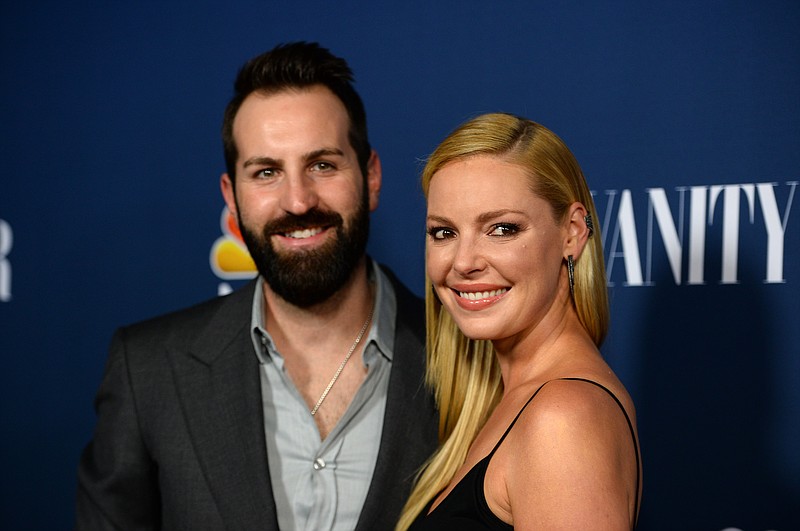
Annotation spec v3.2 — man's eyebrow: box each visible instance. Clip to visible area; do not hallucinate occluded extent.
[242,156,281,169]
[241,149,344,169]
[304,148,345,161]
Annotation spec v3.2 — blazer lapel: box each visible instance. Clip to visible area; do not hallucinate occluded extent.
[169,281,279,530]
[356,268,438,531]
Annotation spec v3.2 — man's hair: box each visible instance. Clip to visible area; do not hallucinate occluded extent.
[221,41,371,180]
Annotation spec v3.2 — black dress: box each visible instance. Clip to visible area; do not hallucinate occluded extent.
[409,378,641,530]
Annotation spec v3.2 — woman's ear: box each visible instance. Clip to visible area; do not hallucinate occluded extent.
[563,202,592,259]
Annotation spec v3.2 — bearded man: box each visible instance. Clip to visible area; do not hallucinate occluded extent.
[76,42,437,531]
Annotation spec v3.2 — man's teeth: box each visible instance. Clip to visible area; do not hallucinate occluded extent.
[458,288,508,300]
[284,227,323,239]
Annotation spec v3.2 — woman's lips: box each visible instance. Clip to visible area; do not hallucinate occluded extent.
[449,286,509,310]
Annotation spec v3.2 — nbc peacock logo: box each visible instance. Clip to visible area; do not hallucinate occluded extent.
[210,206,256,294]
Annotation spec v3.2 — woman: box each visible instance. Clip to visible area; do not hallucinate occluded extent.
[398,113,641,530]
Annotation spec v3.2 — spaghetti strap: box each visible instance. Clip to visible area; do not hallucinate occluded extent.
[487,377,642,526]
[485,380,551,459]
[559,378,642,526]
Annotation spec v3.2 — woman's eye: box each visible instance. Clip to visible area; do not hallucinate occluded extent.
[489,223,520,236]
[428,227,454,240]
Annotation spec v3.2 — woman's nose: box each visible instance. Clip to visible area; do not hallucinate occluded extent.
[452,239,487,276]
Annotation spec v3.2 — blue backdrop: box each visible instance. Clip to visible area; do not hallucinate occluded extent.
[1,2,798,529]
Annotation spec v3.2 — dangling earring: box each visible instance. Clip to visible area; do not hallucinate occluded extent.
[584,213,594,238]
[567,255,575,299]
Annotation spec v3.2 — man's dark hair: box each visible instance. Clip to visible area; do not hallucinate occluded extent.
[222,41,371,180]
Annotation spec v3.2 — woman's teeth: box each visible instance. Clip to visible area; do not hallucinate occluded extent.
[458,288,508,300]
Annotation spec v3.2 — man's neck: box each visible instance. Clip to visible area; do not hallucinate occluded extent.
[261,258,376,438]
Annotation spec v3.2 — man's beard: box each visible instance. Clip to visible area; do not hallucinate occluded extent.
[238,193,370,308]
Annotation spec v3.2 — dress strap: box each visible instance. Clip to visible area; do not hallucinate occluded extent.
[485,377,641,526]
[560,378,641,526]
[485,380,552,459]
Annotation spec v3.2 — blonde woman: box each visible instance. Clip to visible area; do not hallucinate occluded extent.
[398,114,641,530]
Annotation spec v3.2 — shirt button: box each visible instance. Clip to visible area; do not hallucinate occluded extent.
[313,458,326,470]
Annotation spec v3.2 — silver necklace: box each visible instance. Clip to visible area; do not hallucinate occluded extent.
[310,302,375,416]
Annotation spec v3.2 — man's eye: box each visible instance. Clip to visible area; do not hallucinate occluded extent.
[311,161,335,172]
[489,223,520,236]
[256,168,277,178]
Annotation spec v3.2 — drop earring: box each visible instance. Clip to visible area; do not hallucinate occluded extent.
[567,255,575,299]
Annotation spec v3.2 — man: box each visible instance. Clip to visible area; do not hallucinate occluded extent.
[76,42,438,530]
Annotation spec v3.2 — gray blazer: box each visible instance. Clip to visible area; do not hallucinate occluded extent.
[76,267,438,530]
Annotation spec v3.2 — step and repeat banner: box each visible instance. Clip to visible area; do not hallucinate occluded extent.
[2,2,798,529]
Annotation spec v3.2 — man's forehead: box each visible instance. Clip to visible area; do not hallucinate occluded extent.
[237,85,347,119]
[232,91,355,166]
[235,90,347,132]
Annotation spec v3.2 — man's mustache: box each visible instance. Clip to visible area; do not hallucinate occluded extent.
[261,209,343,235]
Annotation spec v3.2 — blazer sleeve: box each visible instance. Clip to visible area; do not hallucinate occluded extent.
[76,328,160,530]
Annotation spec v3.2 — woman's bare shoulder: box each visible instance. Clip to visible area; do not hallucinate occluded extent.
[489,377,639,529]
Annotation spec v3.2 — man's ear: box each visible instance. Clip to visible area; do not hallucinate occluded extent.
[563,202,592,260]
[365,150,382,212]
[220,173,237,219]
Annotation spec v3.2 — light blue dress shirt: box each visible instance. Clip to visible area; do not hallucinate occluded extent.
[249,261,395,531]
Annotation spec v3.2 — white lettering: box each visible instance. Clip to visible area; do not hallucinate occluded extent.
[0,219,11,302]
[594,181,795,286]
[709,184,756,284]
[757,181,797,283]
[646,188,684,284]
[605,190,645,286]
[594,189,616,252]
[688,186,709,285]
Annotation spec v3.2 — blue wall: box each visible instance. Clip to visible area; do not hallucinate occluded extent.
[1,2,798,529]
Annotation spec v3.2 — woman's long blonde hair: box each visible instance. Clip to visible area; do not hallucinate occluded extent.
[396,113,609,530]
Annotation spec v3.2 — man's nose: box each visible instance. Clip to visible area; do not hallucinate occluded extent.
[280,174,319,215]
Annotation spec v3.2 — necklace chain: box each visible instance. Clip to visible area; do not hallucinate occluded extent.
[310,302,375,416]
